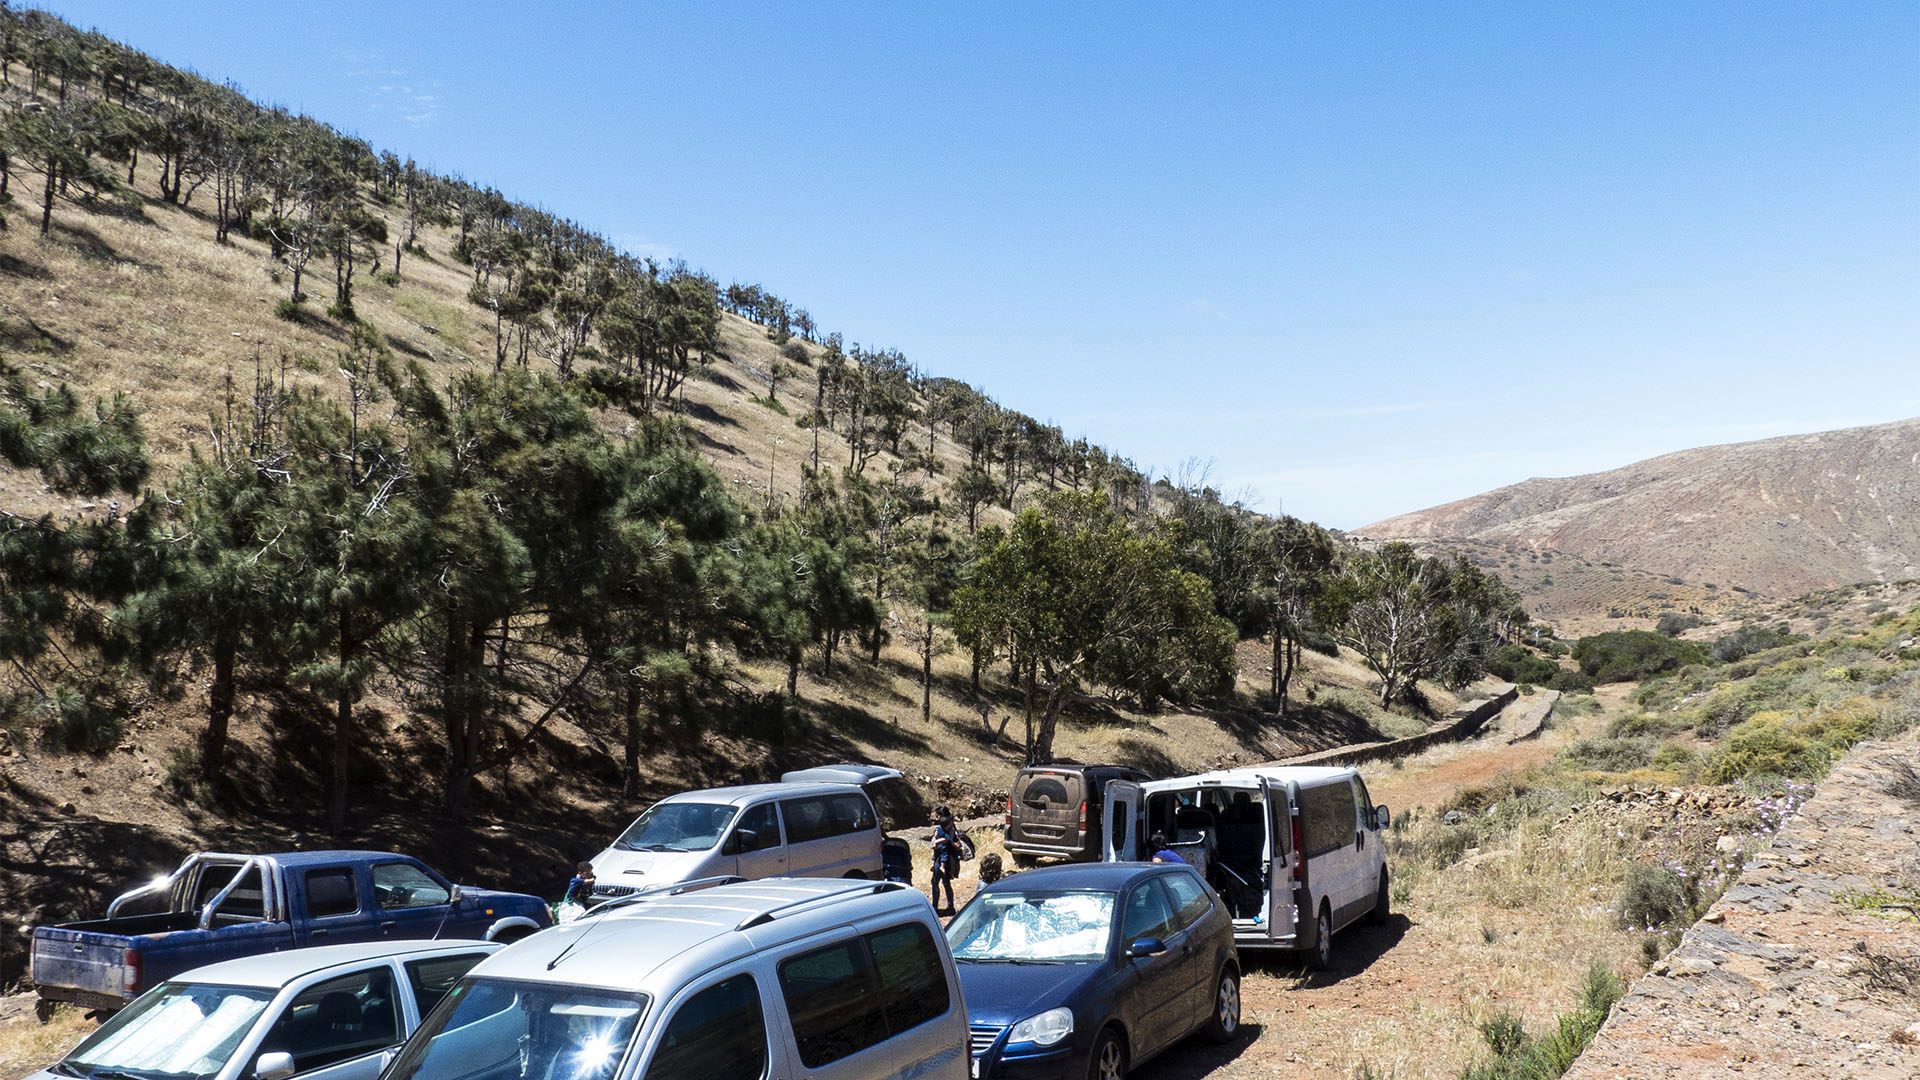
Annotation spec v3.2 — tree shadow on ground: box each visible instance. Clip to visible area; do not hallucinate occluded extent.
[0,252,55,281]
[50,221,158,271]
[677,399,742,429]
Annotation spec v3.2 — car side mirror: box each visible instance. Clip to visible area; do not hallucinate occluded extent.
[380,1046,401,1071]
[255,1051,296,1080]
[447,884,463,905]
[725,829,757,855]
[1127,937,1166,958]
[1374,805,1391,830]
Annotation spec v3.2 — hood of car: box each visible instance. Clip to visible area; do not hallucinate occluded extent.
[590,847,705,882]
[955,960,1102,1026]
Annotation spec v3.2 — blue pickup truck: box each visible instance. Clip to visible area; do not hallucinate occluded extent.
[30,850,551,1014]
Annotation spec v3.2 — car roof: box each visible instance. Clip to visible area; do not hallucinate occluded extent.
[656,782,872,806]
[472,879,929,993]
[171,940,504,989]
[779,764,904,786]
[976,861,1176,892]
[1141,765,1355,790]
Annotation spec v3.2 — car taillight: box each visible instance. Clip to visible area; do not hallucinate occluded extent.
[1291,814,1306,883]
[1077,801,1087,835]
[124,947,142,996]
[1005,795,1013,828]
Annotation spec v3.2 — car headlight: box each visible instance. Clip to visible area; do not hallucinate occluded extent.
[1007,1007,1074,1047]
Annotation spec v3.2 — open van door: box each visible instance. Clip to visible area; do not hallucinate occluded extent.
[1261,777,1298,941]
[1101,781,1142,861]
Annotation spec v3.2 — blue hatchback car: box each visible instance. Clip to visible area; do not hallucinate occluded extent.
[947,862,1240,1080]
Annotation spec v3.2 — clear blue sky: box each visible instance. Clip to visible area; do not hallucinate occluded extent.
[45,2,1920,529]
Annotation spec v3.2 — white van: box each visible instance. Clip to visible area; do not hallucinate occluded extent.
[1101,766,1389,967]
[589,778,894,901]
[381,878,969,1080]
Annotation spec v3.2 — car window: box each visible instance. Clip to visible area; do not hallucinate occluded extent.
[732,802,780,852]
[642,974,767,1080]
[827,793,876,835]
[1160,871,1212,931]
[373,863,450,910]
[781,797,834,844]
[403,954,491,1019]
[199,863,269,924]
[258,967,401,1074]
[778,938,887,1067]
[1121,879,1177,943]
[867,922,950,1033]
[305,869,358,919]
[1301,784,1355,855]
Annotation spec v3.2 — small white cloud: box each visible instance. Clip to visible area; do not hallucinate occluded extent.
[614,234,680,264]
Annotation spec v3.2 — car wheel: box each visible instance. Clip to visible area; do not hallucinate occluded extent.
[1368,869,1390,924]
[1086,1028,1128,1080]
[842,869,868,880]
[1203,965,1240,1043]
[1308,904,1333,971]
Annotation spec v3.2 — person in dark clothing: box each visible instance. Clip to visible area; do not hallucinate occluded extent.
[930,807,961,914]
[563,862,596,906]
[1149,832,1185,864]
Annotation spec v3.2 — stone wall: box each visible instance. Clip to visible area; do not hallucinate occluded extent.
[1280,684,1519,768]
[1564,734,1920,1079]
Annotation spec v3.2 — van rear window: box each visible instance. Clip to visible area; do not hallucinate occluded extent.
[777,922,950,1068]
[1300,782,1358,856]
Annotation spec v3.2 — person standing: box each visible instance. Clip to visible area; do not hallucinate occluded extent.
[930,806,961,914]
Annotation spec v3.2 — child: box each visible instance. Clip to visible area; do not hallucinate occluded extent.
[1149,832,1185,864]
[555,861,596,923]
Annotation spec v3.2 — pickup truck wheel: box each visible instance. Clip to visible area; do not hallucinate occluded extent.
[34,998,57,1023]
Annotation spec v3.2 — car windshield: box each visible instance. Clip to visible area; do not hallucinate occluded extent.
[946,890,1115,963]
[385,978,647,1080]
[63,982,274,1080]
[612,802,737,852]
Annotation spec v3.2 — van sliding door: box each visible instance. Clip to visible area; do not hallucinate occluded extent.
[1259,778,1296,941]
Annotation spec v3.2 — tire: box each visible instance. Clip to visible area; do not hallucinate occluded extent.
[1086,1027,1128,1080]
[1010,851,1039,869]
[34,997,57,1023]
[842,869,868,879]
[1307,904,1333,971]
[1203,965,1240,1044]
[1367,869,1390,924]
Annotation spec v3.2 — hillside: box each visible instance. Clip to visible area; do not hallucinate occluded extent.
[1360,418,1920,599]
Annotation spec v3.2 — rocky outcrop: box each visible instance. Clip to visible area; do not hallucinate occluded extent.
[1565,734,1920,1079]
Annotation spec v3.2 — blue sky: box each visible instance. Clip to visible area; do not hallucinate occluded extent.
[45,2,1920,529]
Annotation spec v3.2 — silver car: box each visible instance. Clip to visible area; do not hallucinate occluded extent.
[31,940,503,1080]
[383,877,970,1080]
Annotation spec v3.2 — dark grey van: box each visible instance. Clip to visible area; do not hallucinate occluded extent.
[1002,763,1152,866]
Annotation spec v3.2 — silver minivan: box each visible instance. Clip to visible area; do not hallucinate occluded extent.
[381,878,970,1080]
[589,778,894,901]
[1102,765,1389,967]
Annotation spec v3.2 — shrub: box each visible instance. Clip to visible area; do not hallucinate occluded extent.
[1560,736,1654,772]
[1487,644,1559,684]
[1651,740,1697,773]
[1616,862,1689,929]
[1702,713,1827,783]
[1547,669,1597,693]
[274,299,303,321]
[1572,631,1708,683]
[1711,623,1799,663]
[34,687,122,752]
[1459,964,1623,1080]
[1655,611,1704,637]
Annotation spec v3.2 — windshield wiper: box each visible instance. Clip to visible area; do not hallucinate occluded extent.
[90,1068,158,1080]
[47,1063,87,1078]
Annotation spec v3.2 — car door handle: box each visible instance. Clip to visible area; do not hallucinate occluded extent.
[380,921,396,930]
[311,928,329,938]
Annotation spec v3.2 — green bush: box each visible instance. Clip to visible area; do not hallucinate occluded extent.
[34,687,122,753]
[1607,712,1685,739]
[1547,669,1597,693]
[1711,623,1799,663]
[1560,736,1654,772]
[1573,631,1708,683]
[1702,713,1828,783]
[1651,740,1697,773]
[1655,611,1704,637]
[1616,862,1690,929]
[1458,963,1623,1080]
[1487,644,1560,684]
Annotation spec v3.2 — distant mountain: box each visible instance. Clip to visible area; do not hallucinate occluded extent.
[1359,418,1920,598]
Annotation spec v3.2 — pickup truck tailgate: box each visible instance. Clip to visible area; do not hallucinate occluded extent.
[31,927,140,1005]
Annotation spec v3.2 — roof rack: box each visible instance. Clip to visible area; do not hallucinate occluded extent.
[735,880,908,930]
[579,875,747,919]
